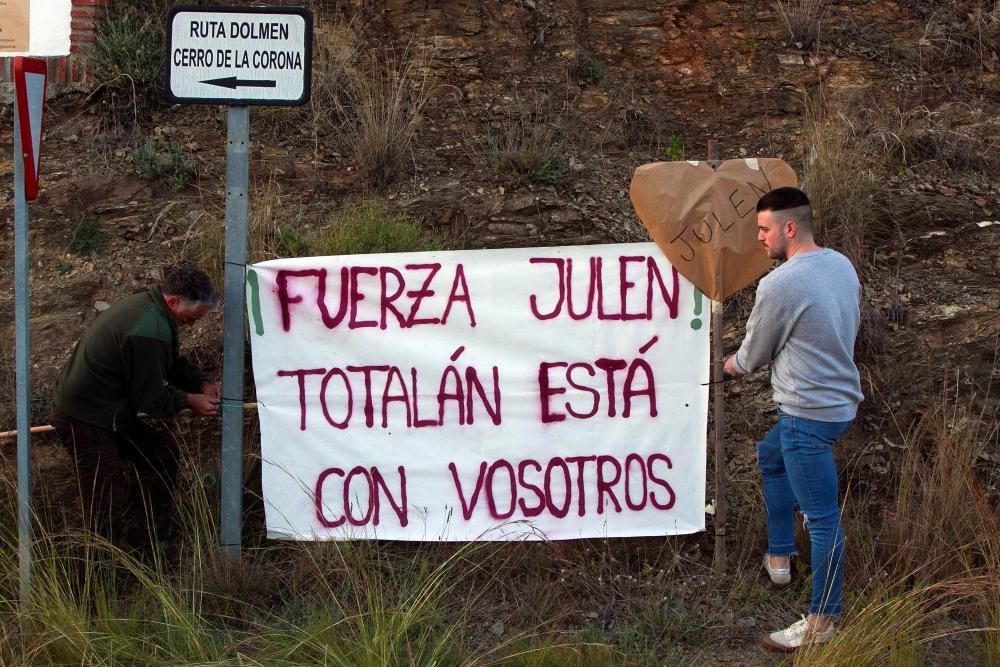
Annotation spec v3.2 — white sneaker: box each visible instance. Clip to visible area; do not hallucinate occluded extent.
[763,554,791,588]
[761,616,836,652]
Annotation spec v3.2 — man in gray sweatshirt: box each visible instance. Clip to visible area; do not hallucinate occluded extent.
[724,187,863,652]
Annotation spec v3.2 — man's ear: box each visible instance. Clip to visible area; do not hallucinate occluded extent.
[784,219,798,238]
[163,294,181,315]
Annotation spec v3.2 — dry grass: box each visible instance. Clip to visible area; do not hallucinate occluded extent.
[775,0,824,50]
[909,1,1000,72]
[254,9,434,190]
[196,175,307,289]
[890,373,998,576]
[339,44,436,190]
[0,427,598,665]
[801,100,885,267]
[254,9,361,154]
[2,376,997,664]
[793,571,986,666]
[855,102,999,177]
[793,367,999,664]
[471,95,570,185]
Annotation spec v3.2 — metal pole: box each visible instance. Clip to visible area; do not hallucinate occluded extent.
[707,139,728,574]
[13,82,33,608]
[220,106,249,559]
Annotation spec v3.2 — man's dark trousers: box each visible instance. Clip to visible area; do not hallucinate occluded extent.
[51,409,179,541]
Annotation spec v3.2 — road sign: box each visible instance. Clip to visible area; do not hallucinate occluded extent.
[13,57,46,201]
[165,6,312,106]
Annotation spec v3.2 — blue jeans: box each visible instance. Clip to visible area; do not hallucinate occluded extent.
[757,410,852,616]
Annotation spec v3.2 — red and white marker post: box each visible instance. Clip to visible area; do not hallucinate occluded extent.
[13,56,47,200]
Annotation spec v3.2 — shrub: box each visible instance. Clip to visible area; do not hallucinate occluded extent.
[477,103,569,185]
[570,54,607,85]
[132,140,194,191]
[888,105,998,176]
[663,134,685,161]
[88,0,173,130]
[254,14,360,151]
[801,103,884,266]
[775,0,823,50]
[276,226,309,257]
[906,2,1000,72]
[67,217,107,255]
[339,46,435,189]
[311,205,443,256]
[89,14,162,95]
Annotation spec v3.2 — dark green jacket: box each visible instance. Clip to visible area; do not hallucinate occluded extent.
[53,287,203,430]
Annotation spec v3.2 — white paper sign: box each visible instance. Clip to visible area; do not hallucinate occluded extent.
[247,243,709,541]
[1,0,71,56]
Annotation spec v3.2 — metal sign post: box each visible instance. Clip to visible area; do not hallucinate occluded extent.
[165,5,312,559]
[13,82,32,610]
[220,106,249,559]
[12,55,47,609]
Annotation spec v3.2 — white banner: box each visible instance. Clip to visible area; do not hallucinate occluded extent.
[247,243,709,541]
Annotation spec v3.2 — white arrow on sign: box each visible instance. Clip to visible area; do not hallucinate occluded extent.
[13,57,47,201]
[165,6,312,106]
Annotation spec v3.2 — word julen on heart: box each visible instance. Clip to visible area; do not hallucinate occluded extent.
[630,158,797,301]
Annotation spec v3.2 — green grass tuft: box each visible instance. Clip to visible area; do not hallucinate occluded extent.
[67,217,107,255]
[132,140,194,191]
[312,205,444,256]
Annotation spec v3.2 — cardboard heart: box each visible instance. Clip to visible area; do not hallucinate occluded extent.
[629,158,797,301]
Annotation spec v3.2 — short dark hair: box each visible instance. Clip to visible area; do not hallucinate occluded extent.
[756,186,813,234]
[756,186,811,213]
[163,266,218,307]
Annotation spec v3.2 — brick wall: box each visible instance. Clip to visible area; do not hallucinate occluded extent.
[1,0,109,97]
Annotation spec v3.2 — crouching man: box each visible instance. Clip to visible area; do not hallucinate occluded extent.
[52,266,221,542]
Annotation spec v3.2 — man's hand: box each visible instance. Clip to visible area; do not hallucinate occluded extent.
[723,355,742,378]
[200,382,222,400]
[187,393,219,416]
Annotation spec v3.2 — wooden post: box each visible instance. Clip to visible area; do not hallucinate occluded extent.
[0,404,260,443]
[707,139,728,574]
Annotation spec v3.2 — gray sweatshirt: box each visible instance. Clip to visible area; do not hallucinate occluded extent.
[734,248,863,422]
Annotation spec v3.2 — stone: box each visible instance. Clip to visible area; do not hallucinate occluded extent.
[551,208,583,224]
[578,88,610,112]
[593,11,661,28]
[487,222,527,235]
[938,305,963,318]
[777,53,805,65]
[505,193,538,212]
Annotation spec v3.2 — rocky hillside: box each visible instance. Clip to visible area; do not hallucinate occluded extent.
[4,0,997,432]
[0,0,998,660]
